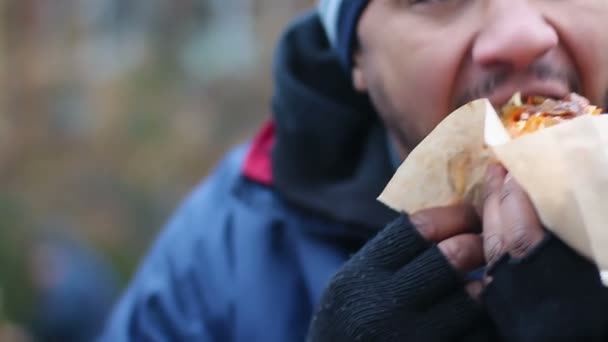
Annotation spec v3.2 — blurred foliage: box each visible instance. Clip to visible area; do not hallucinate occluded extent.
[0,0,315,330]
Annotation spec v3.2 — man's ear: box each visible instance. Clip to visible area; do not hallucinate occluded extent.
[352,50,368,92]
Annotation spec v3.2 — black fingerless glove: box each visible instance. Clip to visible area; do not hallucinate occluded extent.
[307,215,498,342]
[483,233,608,342]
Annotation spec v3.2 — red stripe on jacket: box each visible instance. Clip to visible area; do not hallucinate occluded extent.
[242,120,274,186]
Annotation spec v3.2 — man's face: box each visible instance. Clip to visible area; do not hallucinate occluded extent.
[352,0,608,158]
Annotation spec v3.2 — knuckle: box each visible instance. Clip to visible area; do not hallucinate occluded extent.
[482,170,503,204]
[439,239,466,269]
[482,182,495,204]
[509,224,536,257]
[484,233,505,265]
[499,175,523,204]
[410,211,437,241]
[499,183,514,204]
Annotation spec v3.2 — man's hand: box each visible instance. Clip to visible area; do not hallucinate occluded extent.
[410,205,485,297]
[481,163,608,342]
[481,163,546,272]
[307,206,497,342]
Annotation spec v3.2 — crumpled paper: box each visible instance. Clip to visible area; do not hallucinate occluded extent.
[378,99,608,284]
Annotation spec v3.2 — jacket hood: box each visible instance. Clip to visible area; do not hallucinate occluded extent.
[271,11,398,232]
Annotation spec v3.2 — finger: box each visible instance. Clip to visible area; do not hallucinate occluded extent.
[483,275,494,287]
[465,280,484,302]
[482,163,508,266]
[500,173,545,258]
[410,205,481,243]
[438,234,485,274]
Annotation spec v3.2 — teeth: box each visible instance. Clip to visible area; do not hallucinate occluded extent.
[508,92,523,106]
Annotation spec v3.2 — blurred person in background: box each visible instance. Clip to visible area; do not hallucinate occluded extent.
[1,230,118,342]
[0,323,31,342]
[102,0,608,341]
[27,232,119,342]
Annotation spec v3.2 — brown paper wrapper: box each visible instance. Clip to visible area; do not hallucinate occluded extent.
[378,99,608,284]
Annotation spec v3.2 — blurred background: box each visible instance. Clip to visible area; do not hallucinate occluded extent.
[0,0,314,340]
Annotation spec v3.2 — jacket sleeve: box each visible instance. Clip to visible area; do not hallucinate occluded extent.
[98,151,245,342]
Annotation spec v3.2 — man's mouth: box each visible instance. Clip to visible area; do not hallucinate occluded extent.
[488,78,571,108]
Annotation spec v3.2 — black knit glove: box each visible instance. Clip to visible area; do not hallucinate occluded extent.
[307,214,499,342]
[483,233,608,342]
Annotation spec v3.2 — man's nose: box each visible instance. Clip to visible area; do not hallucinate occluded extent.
[472,0,558,71]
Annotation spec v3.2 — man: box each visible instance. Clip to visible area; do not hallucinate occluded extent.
[101,0,608,341]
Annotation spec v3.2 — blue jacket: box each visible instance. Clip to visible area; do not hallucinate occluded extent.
[101,11,398,341]
[101,145,353,341]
